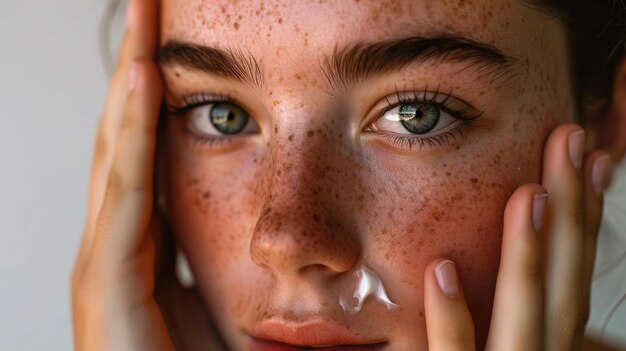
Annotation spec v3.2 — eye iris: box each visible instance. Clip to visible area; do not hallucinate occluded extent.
[210,103,249,135]
[399,103,440,134]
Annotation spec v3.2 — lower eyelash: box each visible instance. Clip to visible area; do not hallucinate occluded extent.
[381,121,472,151]
[188,134,234,148]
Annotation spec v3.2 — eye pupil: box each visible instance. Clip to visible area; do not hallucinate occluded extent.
[399,103,440,134]
[210,103,249,135]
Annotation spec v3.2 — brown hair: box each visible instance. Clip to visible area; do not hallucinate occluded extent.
[535,0,626,120]
[100,0,626,119]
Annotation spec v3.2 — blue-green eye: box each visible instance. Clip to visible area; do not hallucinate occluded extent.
[398,103,440,134]
[187,102,260,137]
[372,102,451,136]
[209,103,249,134]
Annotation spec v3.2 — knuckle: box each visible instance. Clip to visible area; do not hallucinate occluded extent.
[94,130,111,162]
[106,167,147,197]
[570,205,584,227]
[106,167,127,193]
[434,322,475,348]
[553,302,587,342]
[71,264,103,313]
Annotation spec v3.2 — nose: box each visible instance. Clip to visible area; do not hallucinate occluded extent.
[251,203,360,275]
[249,134,361,276]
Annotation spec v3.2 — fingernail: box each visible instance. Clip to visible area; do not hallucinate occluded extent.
[532,193,548,234]
[568,130,585,170]
[592,155,613,195]
[128,61,139,91]
[435,260,460,298]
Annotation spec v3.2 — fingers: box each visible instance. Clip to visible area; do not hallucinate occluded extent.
[486,183,546,351]
[75,0,160,279]
[541,124,587,349]
[93,59,163,266]
[71,59,166,350]
[581,150,613,320]
[424,259,476,351]
[93,0,160,224]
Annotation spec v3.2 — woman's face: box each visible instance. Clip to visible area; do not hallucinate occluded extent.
[159,0,574,349]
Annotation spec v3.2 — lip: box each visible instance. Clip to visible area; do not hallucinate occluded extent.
[249,320,387,350]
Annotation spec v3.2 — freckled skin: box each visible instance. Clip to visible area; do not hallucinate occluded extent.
[158,0,575,350]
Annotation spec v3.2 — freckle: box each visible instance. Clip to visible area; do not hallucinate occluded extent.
[272,100,280,106]
[470,177,478,184]
[278,17,283,24]
[446,171,452,177]
[174,71,181,78]
[307,130,315,137]
[253,158,258,163]
[274,124,279,133]
[316,128,322,135]
[203,191,211,199]
[288,134,294,141]
[233,22,239,30]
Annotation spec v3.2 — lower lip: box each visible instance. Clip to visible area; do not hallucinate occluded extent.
[250,338,387,351]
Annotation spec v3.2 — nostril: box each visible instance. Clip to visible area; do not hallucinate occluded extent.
[249,205,361,276]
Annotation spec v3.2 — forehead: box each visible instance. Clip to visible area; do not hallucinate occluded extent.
[161,0,561,57]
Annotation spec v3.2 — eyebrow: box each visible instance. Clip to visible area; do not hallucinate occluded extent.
[322,36,522,92]
[158,36,522,92]
[158,41,265,89]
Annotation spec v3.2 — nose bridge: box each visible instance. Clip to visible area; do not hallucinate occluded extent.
[250,118,361,276]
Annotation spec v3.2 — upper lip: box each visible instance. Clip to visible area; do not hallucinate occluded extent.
[250,319,386,347]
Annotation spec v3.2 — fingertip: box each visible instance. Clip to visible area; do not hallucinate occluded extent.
[542,123,585,183]
[128,61,139,91]
[433,259,460,299]
[582,149,610,237]
[590,153,613,196]
[127,59,163,97]
[424,258,475,350]
[504,183,547,235]
[532,192,548,234]
[568,129,586,171]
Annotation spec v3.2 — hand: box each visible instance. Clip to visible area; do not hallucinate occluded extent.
[71,1,221,349]
[423,123,614,350]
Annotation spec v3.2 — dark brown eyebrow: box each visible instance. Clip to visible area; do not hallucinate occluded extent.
[158,36,522,93]
[158,41,265,89]
[322,36,522,92]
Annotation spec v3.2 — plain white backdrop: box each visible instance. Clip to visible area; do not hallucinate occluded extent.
[0,0,625,350]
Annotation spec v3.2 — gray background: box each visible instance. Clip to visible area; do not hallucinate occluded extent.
[1,0,625,349]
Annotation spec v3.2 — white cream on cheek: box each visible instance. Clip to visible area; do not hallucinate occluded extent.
[340,266,400,314]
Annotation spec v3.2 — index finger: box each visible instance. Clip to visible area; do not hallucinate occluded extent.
[75,0,160,279]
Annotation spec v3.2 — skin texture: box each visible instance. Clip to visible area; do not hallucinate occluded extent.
[157,0,575,349]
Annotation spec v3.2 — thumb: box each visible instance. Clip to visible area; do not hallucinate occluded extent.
[424,259,476,351]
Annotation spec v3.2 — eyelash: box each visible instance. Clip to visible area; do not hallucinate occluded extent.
[165,93,239,147]
[165,89,484,150]
[367,88,483,151]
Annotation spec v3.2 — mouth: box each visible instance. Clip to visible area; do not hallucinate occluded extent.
[249,319,387,351]
[249,338,387,351]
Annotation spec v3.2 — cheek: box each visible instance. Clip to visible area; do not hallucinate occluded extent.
[360,133,542,341]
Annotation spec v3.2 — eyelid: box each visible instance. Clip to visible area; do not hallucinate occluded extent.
[165,92,234,117]
[366,90,482,128]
